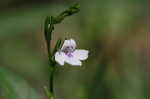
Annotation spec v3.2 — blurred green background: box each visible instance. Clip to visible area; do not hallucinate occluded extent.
[0,0,150,99]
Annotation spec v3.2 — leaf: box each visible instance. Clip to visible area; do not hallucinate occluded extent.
[44,16,51,47]
[44,86,53,99]
[44,16,54,66]
[52,38,62,56]
[0,68,41,99]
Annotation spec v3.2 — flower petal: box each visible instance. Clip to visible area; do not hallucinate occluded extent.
[73,49,89,60]
[55,52,65,65]
[61,39,76,50]
[64,56,82,66]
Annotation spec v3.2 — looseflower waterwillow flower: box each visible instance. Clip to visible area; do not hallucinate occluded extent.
[55,39,89,66]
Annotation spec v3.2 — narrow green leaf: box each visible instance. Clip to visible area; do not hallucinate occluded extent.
[44,86,53,99]
[44,16,50,46]
[52,38,62,56]
[0,68,41,99]
[44,16,55,66]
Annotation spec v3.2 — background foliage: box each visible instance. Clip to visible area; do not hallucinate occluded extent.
[0,0,150,99]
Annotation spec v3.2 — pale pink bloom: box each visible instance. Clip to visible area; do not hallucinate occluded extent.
[55,39,89,66]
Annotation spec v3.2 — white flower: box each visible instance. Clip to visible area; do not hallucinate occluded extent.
[55,39,89,66]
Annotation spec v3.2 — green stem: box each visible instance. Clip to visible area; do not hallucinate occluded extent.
[50,68,54,93]
[44,86,53,99]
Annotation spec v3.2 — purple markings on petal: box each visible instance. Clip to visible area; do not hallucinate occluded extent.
[66,53,73,57]
[62,46,75,57]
